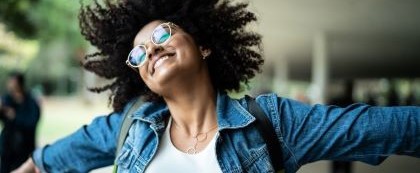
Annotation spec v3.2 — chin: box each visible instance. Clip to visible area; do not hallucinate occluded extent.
[152,72,172,86]
[151,63,180,84]
[148,76,172,95]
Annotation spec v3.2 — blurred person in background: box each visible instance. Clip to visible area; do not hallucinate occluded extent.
[405,81,418,106]
[0,72,40,173]
[387,81,400,106]
[406,90,417,106]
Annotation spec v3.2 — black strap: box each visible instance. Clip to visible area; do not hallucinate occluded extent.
[245,95,284,171]
[116,96,284,171]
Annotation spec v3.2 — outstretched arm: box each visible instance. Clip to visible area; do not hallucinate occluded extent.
[31,112,123,172]
[256,94,419,173]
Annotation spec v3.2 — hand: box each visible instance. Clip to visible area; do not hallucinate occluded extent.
[11,158,41,173]
[3,107,16,120]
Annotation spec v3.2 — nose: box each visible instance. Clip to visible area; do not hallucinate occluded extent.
[145,42,164,59]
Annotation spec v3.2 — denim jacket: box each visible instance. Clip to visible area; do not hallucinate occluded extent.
[33,92,420,173]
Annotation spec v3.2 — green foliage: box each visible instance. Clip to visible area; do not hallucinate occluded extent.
[0,0,89,95]
[32,0,86,46]
[0,0,40,38]
[0,0,85,45]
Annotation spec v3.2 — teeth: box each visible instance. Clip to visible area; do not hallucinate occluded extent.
[154,56,169,69]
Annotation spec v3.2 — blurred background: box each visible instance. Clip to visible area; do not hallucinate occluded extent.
[0,0,419,173]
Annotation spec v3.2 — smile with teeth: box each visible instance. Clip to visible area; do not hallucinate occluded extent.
[154,55,170,70]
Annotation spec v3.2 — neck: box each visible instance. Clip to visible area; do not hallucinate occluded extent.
[163,77,217,136]
[11,91,25,103]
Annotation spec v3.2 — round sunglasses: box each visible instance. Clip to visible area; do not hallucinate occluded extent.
[126,22,177,68]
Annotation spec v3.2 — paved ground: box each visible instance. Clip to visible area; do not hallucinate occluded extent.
[38,96,419,173]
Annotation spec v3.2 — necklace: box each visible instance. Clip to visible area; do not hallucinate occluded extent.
[172,120,218,154]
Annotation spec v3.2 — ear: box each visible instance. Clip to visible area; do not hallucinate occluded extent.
[199,46,212,59]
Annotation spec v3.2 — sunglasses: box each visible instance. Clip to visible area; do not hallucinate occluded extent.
[126,22,177,68]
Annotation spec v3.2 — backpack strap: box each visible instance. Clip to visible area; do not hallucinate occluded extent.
[245,95,284,171]
[113,96,283,171]
[116,98,143,156]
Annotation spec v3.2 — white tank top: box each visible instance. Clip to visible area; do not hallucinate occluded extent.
[145,118,223,173]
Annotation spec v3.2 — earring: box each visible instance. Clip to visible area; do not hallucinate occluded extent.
[202,52,210,60]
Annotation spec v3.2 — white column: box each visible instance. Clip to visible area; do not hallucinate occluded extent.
[310,32,329,104]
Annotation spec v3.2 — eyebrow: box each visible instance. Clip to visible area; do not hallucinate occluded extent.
[133,39,146,47]
[135,36,150,46]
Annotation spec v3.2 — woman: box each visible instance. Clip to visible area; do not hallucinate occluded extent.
[14,0,420,172]
[0,72,40,173]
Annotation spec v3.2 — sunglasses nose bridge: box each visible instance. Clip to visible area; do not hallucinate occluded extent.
[145,42,164,59]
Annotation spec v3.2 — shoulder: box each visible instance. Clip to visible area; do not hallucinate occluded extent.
[254,93,312,111]
[1,94,13,105]
[116,97,149,118]
[25,92,39,103]
[244,93,312,126]
[1,93,11,101]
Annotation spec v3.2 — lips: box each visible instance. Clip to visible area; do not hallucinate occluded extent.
[150,52,176,75]
[154,55,169,69]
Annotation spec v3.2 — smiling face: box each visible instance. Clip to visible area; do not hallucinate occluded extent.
[133,20,208,96]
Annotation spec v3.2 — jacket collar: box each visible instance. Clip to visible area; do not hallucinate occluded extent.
[130,91,256,131]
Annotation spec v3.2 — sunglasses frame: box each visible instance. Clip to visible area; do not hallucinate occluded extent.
[126,22,176,68]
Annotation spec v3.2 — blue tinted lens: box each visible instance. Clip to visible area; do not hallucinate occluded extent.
[152,24,171,44]
[129,46,147,66]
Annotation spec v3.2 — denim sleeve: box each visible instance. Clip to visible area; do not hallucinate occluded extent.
[267,95,420,171]
[32,112,123,172]
[277,98,420,172]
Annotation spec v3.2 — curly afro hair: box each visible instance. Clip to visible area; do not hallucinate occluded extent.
[79,0,264,112]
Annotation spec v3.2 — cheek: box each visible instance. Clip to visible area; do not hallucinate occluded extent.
[139,66,148,82]
[172,33,198,50]
[173,36,201,59]
[138,64,156,90]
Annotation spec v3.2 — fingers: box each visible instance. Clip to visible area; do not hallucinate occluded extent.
[3,107,16,120]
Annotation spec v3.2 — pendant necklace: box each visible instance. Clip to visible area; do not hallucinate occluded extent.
[172,120,218,154]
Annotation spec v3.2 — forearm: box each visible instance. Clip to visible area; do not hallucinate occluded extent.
[285,103,420,165]
[332,105,420,160]
[32,113,122,172]
[368,106,419,157]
